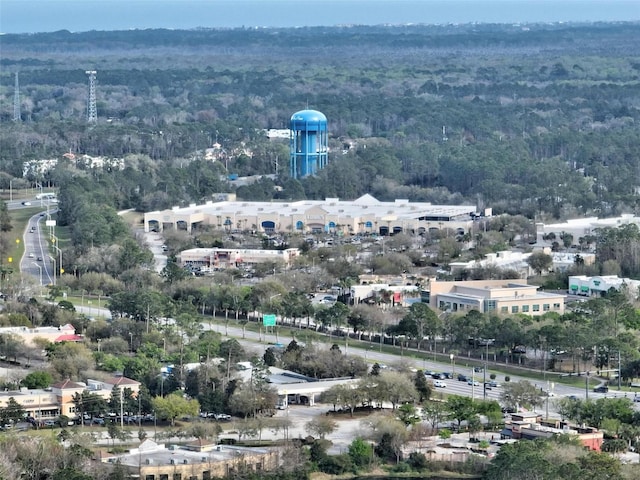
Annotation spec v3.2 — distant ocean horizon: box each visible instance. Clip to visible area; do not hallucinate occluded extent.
[2,0,639,34]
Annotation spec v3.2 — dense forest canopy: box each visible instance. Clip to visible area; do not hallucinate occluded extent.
[1,23,640,218]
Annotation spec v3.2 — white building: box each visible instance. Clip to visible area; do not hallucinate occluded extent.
[264,128,290,139]
[144,194,480,236]
[536,214,640,247]
[568,275,640,297]
[448,250,595,278]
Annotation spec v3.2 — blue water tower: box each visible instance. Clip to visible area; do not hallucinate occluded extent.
[290,109,328,179]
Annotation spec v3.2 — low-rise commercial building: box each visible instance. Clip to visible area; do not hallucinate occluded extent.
[448,250,595,279]
[103,439,278,480]
[177,247,301,270]
[0,376,140,421]
[350,284,420,306]
[536,214,640,249]
[144,194,480,236]
[0,323,82,347]
[428,279,565,316]
[568,275,640,297]
[501,413,603,451]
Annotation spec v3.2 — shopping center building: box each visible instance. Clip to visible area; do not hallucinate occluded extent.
[144,194,481,236]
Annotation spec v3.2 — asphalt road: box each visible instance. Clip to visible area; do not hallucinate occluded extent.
[13,196,59,286]
[19,211,57,285]
[202,322,631,411]
[78,303,631,410]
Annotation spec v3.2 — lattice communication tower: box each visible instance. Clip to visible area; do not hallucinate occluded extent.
[13,72,21,122]
[85,70,97,123]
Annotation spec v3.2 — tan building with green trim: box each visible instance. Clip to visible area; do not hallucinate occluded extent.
[429,279,565,316]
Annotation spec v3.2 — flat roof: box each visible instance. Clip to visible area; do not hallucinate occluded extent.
[0,388,52,399]
[111,443,270,467]
[147,195,477,222]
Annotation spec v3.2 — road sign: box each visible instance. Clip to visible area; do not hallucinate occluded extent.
[263,314,276,327]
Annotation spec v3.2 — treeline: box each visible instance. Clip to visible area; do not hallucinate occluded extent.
[2,23,640,219]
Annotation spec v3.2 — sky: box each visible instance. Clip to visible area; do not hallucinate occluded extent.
[1,0,639,34]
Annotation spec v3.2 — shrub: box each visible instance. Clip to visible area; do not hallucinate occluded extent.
[319,454,353,475]
[407,451,429,470]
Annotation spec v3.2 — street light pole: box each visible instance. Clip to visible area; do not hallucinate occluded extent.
[585,371,590,400]
[472,368,475,400]
[267,293,281,339]
[483,342,488,400]
[450,353,455,377]
[35,182,43,206]
[51,233,63,274]
[47,255,56,286]
[618,351,622,390]
[32,262,42,296]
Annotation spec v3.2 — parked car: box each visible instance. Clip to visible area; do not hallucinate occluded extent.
[433,380,447,388]
[212,413,231,421]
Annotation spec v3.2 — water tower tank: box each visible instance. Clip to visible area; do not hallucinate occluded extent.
[289,109,328,179]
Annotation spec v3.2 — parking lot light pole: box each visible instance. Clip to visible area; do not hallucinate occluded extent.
[450,353,455,377]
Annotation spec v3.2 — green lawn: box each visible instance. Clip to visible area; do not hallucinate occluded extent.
[6,206,71,283]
